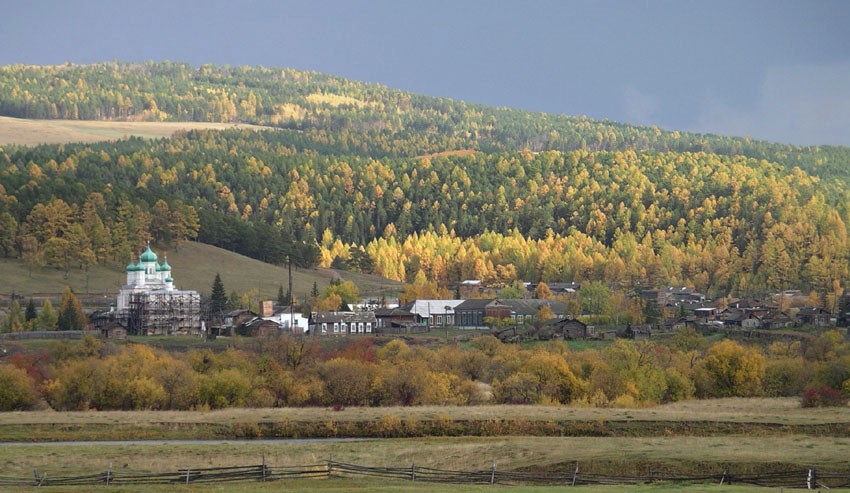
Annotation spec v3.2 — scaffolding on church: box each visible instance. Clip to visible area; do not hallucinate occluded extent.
[127,291,201,336]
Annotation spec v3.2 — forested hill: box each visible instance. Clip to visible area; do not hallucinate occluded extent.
[1,62,849,182]
[1,61,850,301]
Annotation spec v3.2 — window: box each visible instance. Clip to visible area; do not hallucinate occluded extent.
[365,322,372,333]
[321,323,327,333]
[358,322,364,333]
[333,322,339,333]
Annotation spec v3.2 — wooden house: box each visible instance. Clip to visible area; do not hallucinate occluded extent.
[98,321,128,340]
[455,299,497,327]
[541,318,589,340]
[236,317,282,337]
[310,311,377,335]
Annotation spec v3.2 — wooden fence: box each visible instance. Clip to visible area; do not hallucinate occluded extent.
[2,460,849,488]
[0,330,92,340]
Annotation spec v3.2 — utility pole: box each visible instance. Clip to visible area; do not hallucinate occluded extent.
[288,255,294,331]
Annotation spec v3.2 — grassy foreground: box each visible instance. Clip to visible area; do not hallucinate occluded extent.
[3,399,848,491]
[2,478,781,493]
[1,436,846,491]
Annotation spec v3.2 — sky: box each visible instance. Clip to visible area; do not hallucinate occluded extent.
[2,0,849,146]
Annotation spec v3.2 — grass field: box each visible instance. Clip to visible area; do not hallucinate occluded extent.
[0,115,272,146]
[0,398,847,443]
[1,436,846,490]
[3,397,846,428]
[2,399,848,490]
[0,241,402,307]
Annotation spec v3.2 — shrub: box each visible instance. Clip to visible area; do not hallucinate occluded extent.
[0,365,39,411]
[801,386,848,408]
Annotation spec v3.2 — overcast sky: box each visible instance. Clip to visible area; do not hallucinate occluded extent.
[2,0,849,146]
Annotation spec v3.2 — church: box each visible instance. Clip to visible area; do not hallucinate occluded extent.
[115,244,201,335]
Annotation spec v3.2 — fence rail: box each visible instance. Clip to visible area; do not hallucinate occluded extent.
[5,460,848,488]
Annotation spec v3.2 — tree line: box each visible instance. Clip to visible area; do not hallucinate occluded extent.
[1,330,848,411]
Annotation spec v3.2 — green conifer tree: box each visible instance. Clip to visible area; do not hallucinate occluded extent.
[210,273,227,316]
[57,288,86,331]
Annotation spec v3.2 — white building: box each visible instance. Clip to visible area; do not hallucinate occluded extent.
[116,244,201,335]
[263,306,309,334]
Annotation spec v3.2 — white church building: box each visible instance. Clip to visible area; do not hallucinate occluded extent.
[116,244,201,335]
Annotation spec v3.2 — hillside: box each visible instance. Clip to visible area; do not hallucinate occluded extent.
[1,62,848,180]
[0,241,401,307]
[0,61,849,300]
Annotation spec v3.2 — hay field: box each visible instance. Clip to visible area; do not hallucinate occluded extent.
[0,115,271,146]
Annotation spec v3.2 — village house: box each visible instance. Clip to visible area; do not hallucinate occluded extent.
[622,324,652,340]
[262,305,309,334]
[454,299,506,327]
[224,309,257,329]
[527,281,581,296]
[374,307,417,329]
[235,317,282,337]
[541,318,589,340]
[309,311,377,336]
[797,307,832,327]
[499,299,568,325]
[400,299,464,327]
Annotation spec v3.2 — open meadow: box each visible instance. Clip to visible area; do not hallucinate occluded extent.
[1,398,848,490]
[0,115,272,146]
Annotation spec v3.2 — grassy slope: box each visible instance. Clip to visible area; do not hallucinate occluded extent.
[0,115,272,146]
[0,241,401,306]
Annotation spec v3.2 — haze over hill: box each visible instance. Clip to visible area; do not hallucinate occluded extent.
[3,1,849,147]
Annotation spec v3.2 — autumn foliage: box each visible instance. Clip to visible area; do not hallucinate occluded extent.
[1,329,848,412]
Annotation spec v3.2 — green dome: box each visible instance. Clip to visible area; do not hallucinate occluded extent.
[125,260,136,271]
[140,244,157,262]
[160,258,171,271]
[165,276,173,283]
[155,263,163,272]
[133,261,145,271]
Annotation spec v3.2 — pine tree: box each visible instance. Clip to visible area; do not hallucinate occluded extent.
[211,273,227,315]
[25,299,37,322]
[311,281,320,299]
[277,285,286,306]
[57,287,86,331]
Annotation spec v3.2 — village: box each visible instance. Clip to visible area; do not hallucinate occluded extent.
[72,245,844,345]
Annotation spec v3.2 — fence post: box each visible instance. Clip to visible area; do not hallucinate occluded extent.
[490,462,496,485]
[807,467,816,489]
[411,463,416,481]
[262,455,267,482]
[106,462,112,485]
[185,468,191,485]
[572,462,579,486]
[32,469,47,487]
[328,456,333,478]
